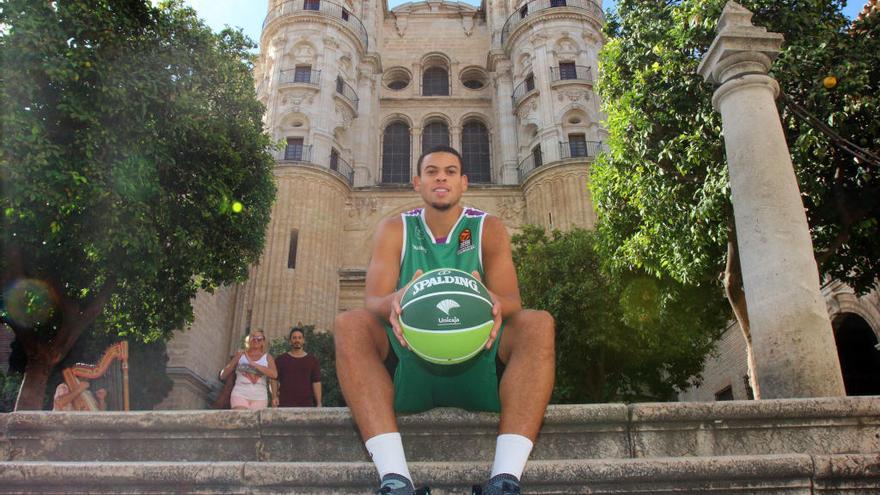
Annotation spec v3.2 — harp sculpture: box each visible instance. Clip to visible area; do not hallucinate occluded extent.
[62,341,130,411]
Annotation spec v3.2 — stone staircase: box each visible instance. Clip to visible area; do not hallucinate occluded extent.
[1,397,878,494]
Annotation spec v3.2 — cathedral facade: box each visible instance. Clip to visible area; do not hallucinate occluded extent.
[156,0,880,409]
[159,0,609,408]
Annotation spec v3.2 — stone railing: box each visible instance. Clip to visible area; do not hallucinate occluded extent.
[263,0,369,51]
[335,77,359,112]
[550,65,593,84]
[279,68,321,86]
[501,0,604,46]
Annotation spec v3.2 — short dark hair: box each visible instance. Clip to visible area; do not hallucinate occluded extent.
[289,327,304,339]
[416,145,464,176]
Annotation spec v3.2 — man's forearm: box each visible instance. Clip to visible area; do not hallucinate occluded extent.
[313,382,322,406]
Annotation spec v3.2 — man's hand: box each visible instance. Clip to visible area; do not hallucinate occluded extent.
[473,271,503,349]
[272,397,279,408]
[389,269,423,349]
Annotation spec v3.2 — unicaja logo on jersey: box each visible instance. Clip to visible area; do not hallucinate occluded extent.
[436,299,460,315]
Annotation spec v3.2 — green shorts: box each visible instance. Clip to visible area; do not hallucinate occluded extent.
[385,324,503,413]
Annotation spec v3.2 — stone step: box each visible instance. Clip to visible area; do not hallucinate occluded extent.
[3,397,878,463]
[1,454,878,494]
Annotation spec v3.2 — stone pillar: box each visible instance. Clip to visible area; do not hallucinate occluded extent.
[491,58,519,185]
[698,2,844,398]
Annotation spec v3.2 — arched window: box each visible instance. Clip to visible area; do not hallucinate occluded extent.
[423,67,449,96]
[421,121,449,153]
[382,121,411,184]
[462,121,491,183]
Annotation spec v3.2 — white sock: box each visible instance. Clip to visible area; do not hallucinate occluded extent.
[365,432,412,483]
[490,434,534,479]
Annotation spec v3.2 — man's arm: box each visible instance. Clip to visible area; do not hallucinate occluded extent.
[363,215,405,320]
[482,215,523,317]
[313,381,322,407]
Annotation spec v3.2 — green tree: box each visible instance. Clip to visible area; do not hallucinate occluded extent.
[512,226,728,402]
[268,326,344,407]
[593,0,879,393]
[1,1,276,409]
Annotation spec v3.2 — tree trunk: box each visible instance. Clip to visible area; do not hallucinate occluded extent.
[15,346,55,410]
[723,222,759,399]
[8,276,115,411]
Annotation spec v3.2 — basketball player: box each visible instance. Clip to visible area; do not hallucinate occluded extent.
[335,146,555,495]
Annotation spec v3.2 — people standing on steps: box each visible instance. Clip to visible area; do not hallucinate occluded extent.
[273,326,322,408]
[334,146,556,495]
[220,329,277,411]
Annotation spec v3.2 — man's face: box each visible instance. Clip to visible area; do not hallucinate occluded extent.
[290,331,305,350]
[414,152,468,211]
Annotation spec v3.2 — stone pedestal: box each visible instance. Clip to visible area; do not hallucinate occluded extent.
[697,2,845,398]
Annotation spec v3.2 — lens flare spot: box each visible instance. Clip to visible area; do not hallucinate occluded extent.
[2,278,57,328]
[231,201,243,213]
[620,277,662,329]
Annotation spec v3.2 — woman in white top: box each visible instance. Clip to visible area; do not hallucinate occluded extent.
[220,330,278,410]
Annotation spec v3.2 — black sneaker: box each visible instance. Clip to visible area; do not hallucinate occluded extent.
[471,473,520,495]
[375,473,431,495]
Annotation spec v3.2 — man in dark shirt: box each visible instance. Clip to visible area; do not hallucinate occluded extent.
[273,327,322,407]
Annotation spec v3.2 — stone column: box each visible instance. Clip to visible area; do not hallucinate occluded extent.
[698,2,844,398]
[491,58,519,185]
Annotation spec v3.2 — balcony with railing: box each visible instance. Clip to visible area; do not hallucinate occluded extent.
[335,77,359,113]
[263,0,369,51]
[517,149,543,182]
[274,144,313,163]
[549,65,593,85]
[558,140,606,160]
[329,152,355,185]
[517,141,607,181]
[512,75,537,108]
[279,68,321,86]
[502,0,604,46]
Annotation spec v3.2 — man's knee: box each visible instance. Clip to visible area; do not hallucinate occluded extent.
[334,309,387,359]
[518,309,555,343]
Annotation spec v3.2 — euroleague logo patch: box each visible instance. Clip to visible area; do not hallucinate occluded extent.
[457,228,475,255]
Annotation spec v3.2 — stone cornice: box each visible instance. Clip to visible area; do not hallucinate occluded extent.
[274,163,353,194]
[520,160,589,192]
[504,10,603,52]
[261,11,367,57]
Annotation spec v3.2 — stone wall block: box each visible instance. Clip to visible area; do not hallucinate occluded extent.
[630,397,880,458]
[812,454,880,494]
[6,410,260,462]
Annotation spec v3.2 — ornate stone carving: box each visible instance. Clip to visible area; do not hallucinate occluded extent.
[461,14,475,37]
[496,197,526,224]
[394,13,408,37]
[557,90,589,102]
[324,36,339,50]
[345,197,379,224]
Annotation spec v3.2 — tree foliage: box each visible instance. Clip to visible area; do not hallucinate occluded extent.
[0,0,276,409]
[593,0,879,292]
[512,226,728,403]
[268,326,344,407]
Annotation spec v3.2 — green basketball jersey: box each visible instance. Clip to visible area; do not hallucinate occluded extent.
[397,207,485,290]
[387,206,503,413]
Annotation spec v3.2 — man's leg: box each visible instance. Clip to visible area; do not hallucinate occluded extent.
[334,309,414,493]
[480,309,555,494]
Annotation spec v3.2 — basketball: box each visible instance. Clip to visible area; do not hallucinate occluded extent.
[399,268,495,365]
